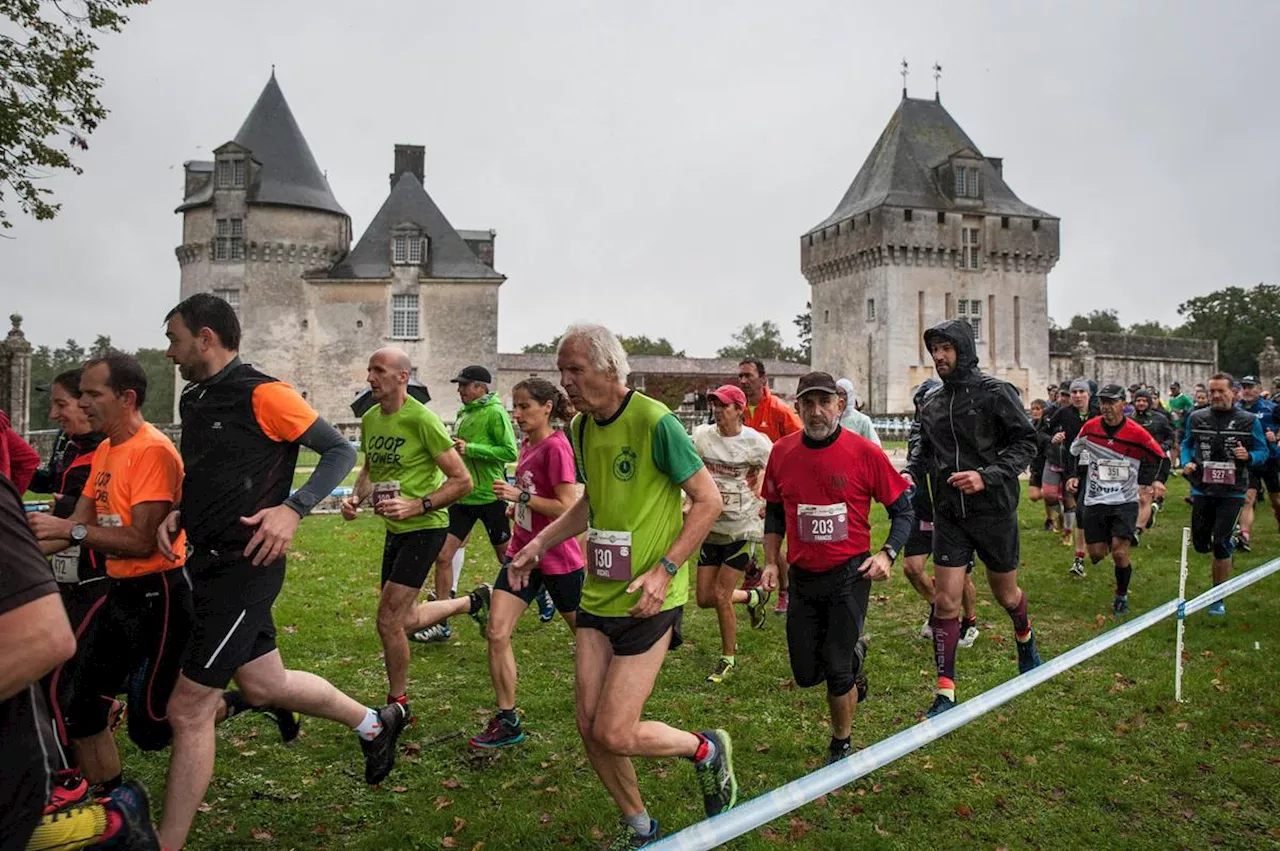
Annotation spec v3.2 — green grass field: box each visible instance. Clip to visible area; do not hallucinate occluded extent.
[116,476,1280,849]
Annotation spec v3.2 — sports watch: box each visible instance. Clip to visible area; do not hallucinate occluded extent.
[518,491,532,505]
[880,544,898,563]
[70,523,88,543]
[660,557,679,577]
[420,496,433,514]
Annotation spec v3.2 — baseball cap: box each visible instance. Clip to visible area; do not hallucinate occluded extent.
[450,365,492,384]
[707,384,747,408]
[1241,375,1260,386]
[795,371,839,398]
[1098,383,1126,401]
[1169,381,1181,391]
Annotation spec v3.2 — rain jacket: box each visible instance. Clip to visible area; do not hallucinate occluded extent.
[454,392,519,505]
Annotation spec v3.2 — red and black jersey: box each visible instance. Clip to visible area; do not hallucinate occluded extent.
[763,429,907,571]
[29,430,108,581]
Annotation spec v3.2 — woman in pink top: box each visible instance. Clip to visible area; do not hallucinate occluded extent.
[470,378,583,749]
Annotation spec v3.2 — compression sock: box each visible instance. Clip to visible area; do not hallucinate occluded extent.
[354,707,383,741]
[451,547,465,595]
[1064,510,1076,531]
[1005,590,1032,642]
[930,615,960,699]
[1115,562,1133,596]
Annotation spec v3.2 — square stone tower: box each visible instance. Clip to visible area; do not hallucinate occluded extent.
[802,93,1059,413]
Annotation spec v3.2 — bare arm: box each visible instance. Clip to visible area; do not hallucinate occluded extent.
[31,497,170,559]
[373,448,473,522]
[492,480,579,520]
[0,593,75,701]
[31,495,95,555]
[663,467,721,567]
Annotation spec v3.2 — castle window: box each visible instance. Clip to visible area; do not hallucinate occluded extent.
[1032,218,1041,231]
[866,298,876,321]
[213,288,240,315]
[957,299,982,341]
[408,238,422,264]
[215,217,244,261]
[961,227,981,270]
[393,235,407,264]
[1001,216,1010,229]
[216,157,246,189]
[903,209,913,223]
[823,309,829,324]
[391,293,419,339]
[955,165,981,199]
[937,211,946,225]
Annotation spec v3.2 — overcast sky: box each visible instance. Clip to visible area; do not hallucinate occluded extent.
[4,0,1278,357]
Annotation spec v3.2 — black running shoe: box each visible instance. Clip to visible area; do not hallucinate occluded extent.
[694,729,737,817]
[257,706,302,744]
[827,739,853,765]
[360,702,410,784]
[924,694,956,719]
[469,584,492,637]
[102,781,161,851]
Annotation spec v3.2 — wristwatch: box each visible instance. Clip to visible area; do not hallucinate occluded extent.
[518,491,532,505]
[880,544,898,563]
[420,496,433,513]
[660,557,679,576]
[70,523,88,543]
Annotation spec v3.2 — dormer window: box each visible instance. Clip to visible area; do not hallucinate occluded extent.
[391,230,427,266]
[954,165,981,199]
[216,157,246,189]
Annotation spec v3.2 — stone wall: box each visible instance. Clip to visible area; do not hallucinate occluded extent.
[1047,330,1218,393]
[1,315,32,434]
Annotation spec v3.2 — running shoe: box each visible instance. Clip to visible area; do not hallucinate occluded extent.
[919,618,934,640]
[1234,531,1251,553]
[827,739,853,765]
[411,623,453,643]
[536,588,556,623]
[469,584,492,637]
[773,590,789,616]
[694,729,737,817]
[741,562,763,592]
[706,657,735,684]
[958,624,980,649]
[360,702,410,785]
[853,635,869,703]
[1060,530,1074,547]
[100,781,161,851]
[426,589,437,602]
[469,713,526,749]
[1132,528,1142,547]
[1042,518,1053,532]
[1070,557,1086,578]
[42,768,89,814]
[257,705,302,744]
[1112,595,1129,616]
[746,588,771,630]
[1207,601,1226,617]
[1016,630,1043,674]
[924,694,956,719]
[603,819,661,849]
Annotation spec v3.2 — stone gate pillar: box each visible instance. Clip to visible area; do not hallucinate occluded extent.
[1257,336,1280,385]
[1071,332,1096,380]
[1,314,33,434]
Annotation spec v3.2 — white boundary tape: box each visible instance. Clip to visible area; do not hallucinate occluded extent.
[652,553,1280,851]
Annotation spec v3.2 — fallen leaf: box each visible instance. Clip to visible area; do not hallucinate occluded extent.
[955,804,972,818]
[442,778,461,789]
[441,838,457,849]
[1023,755,1038,766]
[872,783,883,793]
[760,827,784,841]
[404,742,422,755]
[789,818,813,840]
[873,824,890,837]
[312,824,328,835]
[282,624,297,633]
[1176,722,1192,731]
[197,802,212,813]
[251,828,273,840]
[391,786,408,793]
[1181,809,1196,820]
[756,744,770,753]
[453,817,468,833]
[1223,801,1240,810]
[434,796,453,810]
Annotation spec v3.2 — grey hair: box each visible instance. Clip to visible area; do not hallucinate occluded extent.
[558,323,631,383]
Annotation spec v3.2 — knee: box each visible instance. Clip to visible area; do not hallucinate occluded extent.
[574,708,595,743]
[591,719,636,755]
[901,560,923,581]
[933,586,961,610]
[695,587,717,609]
[237,677,277,707]
[791,657,825,690]
[376,601,406,635]
[996,588,1022,610]
[486,625,513,650]
[1213,541,1233,560]
[167,688,218,732]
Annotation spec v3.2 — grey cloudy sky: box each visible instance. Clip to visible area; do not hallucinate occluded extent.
[5,0,1278,357]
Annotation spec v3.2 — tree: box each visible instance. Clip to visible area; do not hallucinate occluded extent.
[618,335,685,357]
[26,337,175,430]
[133,346,174,424]
[1175,283,1280,378]
[1,0,147,229]
[520,337,559,354]
[1127,320,1173,337]
[794,303,812,364]
[90,333,112,357]
[1068,309,1122,333]
[716,320,804,363]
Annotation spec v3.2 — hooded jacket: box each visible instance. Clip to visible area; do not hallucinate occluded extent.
[835,378,881,446]
[906,320,1036,519]
[454,392,519,506]
[0,411,40,494]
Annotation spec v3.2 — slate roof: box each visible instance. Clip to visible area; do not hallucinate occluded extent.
[498,353,809,377]
[808,97,1054,233]
[177,74,346,216]
[329,172,503,280]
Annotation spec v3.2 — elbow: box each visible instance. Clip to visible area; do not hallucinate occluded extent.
[50,624,76,668]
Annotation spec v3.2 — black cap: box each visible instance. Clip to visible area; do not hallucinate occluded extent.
[450,365,492,384]
[1098,383,1127,401]
[1241,375,1260,386]
[1169,381,1181,390]
[795,371,839,398]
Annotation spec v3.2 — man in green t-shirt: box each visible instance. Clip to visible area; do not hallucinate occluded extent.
[341,349,489,709]
[510,324,738,847]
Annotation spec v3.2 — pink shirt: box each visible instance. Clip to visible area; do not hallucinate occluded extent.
[507,430,583,575]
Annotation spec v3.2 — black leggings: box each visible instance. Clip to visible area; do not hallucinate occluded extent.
[785,559,870,697]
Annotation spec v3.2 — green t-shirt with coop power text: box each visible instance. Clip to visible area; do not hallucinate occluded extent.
[570,392,703,617]
[361,396,454,534]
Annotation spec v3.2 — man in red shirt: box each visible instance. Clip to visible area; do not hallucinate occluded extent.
[761,372,914,764]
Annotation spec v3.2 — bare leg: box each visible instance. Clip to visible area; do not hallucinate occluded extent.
[961,575,977,621]
[378,582,469,697]
[158,676,223,849]
[486,589,526,710]
[1241,489,1258,537]
[433,534,464,601]
[72,730,121,785]
[828,688,857,740]
[902,555,934,604]
[575,628,644,817]
[1212,556,1232,586]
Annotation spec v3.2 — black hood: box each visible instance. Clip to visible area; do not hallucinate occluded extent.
[923,319,980,382]
[913,378,941,410]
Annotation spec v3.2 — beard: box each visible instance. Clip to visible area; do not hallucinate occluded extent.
[803,419,838,441]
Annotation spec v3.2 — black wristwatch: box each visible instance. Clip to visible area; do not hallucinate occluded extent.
[880,544,898,563]
[660,557,679,576]
[70,523,88,543]
[421,496,433,513]
[518,490,532,505]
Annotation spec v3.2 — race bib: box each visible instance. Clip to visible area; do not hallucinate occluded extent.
[515,500,533,532]
[1096,460,1129,483]
[371,481,400,509]
[586,528,632,581]
[919,520,934,532]
[797,503,849,543]
[52,546,80,584]
[98,514,122,528]
[1202,461,1236,486]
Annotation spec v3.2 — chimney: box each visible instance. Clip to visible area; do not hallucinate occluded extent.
[390,144,425,189]
[986,157,1003,177]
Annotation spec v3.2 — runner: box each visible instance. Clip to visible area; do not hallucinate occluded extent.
[1,472,163,851]
[691,384,773,684]
[834,379,882,446]
[340,348,486,708]
[905,320,1041,718]
[1026,397,1062,533]
[1130,390,1176,538]
[27,352,192,794]
[760,371,913,763]
[736,358,802,615]
[0,408,40,493]
[421,365,518,643]
[26,368,108,809]
[903,380,979,649]
[1049,378,1094,575]
[154,294,405,850]
[509,324,735,847]
[1167,381,1195,444]
[1180,373,1268,616]
[470,378,584,749]
[1235,375,1280,549]
[1066,385,1170,616]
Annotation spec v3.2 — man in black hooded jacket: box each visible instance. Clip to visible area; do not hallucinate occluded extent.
[905,319,1042,718]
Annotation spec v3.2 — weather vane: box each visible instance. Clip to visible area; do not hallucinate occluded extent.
[900,58,909,96]
[933,62,942,98]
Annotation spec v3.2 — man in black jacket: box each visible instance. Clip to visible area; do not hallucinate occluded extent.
[905,320,1041,718]
[1131,390,1175,535]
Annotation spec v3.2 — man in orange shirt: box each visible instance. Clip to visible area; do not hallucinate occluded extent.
[737,358,802,613]
[29,351,192,795]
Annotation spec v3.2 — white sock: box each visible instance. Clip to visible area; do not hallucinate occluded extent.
[451,547,465,594]
[354,707,382,741]
[625,811,653,835]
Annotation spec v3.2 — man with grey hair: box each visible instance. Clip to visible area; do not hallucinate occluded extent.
[510,323,737,846]
[834,378,881,446]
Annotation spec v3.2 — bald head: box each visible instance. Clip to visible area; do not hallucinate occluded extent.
[367,347,412,410]
[372,347,412,372]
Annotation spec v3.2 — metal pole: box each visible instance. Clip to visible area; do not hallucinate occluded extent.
[1175,527,1189,702]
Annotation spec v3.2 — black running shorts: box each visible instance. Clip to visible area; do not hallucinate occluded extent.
[381,528,449,588]
[1191,496,1243,559]
[576,607,683,656]
[933,511,1020,573]
[1247,460,1280,494]
[1082,502,1140,546]
[785,559,870,697]
[181,549,286,689]
[448,501,512,547]
[698,540,752,570]
[45,578,110,746]
[904,519,933,559]
[494,563,584,613]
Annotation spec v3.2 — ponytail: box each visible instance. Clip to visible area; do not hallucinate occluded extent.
[513,378,571,424]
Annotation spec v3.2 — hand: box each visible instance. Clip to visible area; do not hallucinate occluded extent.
[239,505,302,566]
[505,558,532,592]
[1267,429,1276,444]
[453,438,467,456]
[761,563,779,592]
[947,470,986,494]
[506,503,515,519]
[900,472,915,487]
[158,510,182,561]
[1153,480,1167,500]
[1183,462,1197,476]
[1233,444,1249,461]
[340,495,360,521]
[492,480,522,502]
[374,496,422,521]
[1051,432,1066,445]
[29,512,71,541]
[857,551,893,582]
[510,539,543,574]
[1066,477,1079,494]
[627,564,672,618]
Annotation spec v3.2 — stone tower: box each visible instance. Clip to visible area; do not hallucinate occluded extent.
[802,93,1059,413]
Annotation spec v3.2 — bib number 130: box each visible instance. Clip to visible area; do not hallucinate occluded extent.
[587,528,633,581]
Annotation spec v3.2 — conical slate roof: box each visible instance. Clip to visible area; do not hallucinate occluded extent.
[329,172,503,280]
[809,97,1053,233]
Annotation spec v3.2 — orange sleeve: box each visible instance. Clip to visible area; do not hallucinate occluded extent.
[776,401,802,437]
[127,444,183,508]
[252,382,319,443]
[82,443,108,500]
